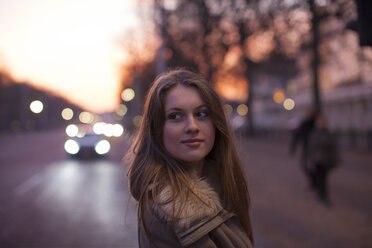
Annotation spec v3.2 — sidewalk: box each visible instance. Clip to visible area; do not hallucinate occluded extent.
[238,137,372,248]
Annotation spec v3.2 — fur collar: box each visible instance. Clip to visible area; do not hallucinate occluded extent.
[153,176,222,231]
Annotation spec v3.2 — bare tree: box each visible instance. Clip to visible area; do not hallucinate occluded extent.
[122,0,363,133]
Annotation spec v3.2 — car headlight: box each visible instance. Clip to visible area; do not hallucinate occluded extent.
[64,139,80,154]
[95,140,110,155]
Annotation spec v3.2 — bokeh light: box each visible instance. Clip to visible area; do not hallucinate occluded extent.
[95,140,110,155]
[112,124,124,137]
[66,124,79,137]
[223,104,233,115]
[273,89,285,104]
[93,122,106,135]
[133,115,142,127]
[64,139,79,155]
[61,108,74,120]
[103,124,114,137]
[286,81,297,95]
[29,100,43,114]
[283,98,295,110]
[79,111,95,124]
[237,104,248,116]
[116,104,128,117]
[121,88,135,102]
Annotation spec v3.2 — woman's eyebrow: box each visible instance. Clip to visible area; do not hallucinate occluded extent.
[195,104,207,109]
[166,104,206,112]
[165,107,183,112]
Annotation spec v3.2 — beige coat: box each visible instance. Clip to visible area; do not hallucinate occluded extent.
[138,176,253,248]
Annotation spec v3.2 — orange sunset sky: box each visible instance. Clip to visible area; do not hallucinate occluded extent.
[0,0,140,113]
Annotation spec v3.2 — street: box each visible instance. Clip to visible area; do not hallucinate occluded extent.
[0,129,137,248]
[239,135,372,248]
[1,129,371,248]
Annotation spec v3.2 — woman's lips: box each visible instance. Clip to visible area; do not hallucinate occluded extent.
[182,139,203,147]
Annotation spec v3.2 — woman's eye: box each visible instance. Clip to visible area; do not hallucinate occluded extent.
[168,112,182,120]
[196,110,208,118]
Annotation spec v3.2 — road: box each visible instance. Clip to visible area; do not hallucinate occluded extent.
[0,129,137,248]
[0,129,371,248]
[239,135,372,248]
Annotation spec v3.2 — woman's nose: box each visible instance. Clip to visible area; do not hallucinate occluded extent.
[185,116,199,133]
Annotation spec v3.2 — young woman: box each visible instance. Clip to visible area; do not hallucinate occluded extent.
[127,69,253,247]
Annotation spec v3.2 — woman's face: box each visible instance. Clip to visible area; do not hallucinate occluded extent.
[162,85,215,167]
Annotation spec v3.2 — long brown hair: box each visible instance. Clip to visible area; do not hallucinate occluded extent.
[127,69,253,242]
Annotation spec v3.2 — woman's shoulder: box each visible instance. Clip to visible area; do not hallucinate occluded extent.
[141,176,223,247]
[144,175,252,247]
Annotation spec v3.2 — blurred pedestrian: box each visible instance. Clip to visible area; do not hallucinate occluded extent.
[290,107,318,186]
[308,115,339,206]
[127,69,253,247]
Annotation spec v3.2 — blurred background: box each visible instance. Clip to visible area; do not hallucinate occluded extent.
[0,0,371,247]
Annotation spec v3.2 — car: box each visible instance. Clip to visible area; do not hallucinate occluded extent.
[64,124,110,159]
